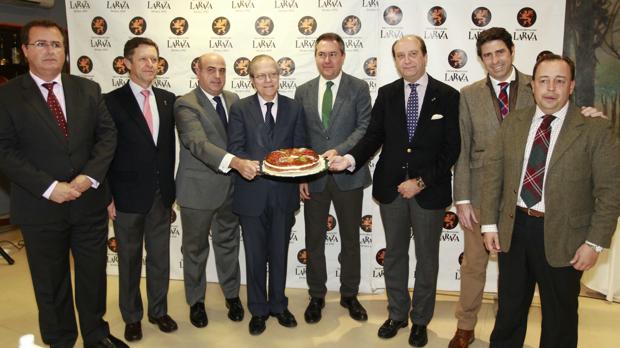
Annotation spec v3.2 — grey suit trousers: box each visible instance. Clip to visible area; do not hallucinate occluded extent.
[114,190,171,323]
[180,190,241,305]
[379,196,444,325]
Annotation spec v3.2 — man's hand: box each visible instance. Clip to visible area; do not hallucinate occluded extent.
[456,203,479,231]
[299,183,310,200]
[230,157,260,180]
[328,155,351,171]
[107,201,117,221]
[70,174,92,193]
[580,106,607,119]
[49,182,81,204]
[570,244,600,271]
[483,232,501,252]
[397,179,422,199]
[321,149,338,161]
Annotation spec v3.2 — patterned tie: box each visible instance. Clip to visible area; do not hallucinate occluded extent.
[140,89,154,135]
[265,101,275,139]
[498,82,509,118]
[321,81,334,129]
[520,114,556,207]
[42,82,68,138]
[406,83,419,141]
[213,96,228,130]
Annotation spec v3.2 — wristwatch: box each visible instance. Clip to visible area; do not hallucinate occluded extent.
[585,241,603,253]
[415,177,426,189]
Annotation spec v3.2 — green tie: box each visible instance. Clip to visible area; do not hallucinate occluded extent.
[322,81,334,129]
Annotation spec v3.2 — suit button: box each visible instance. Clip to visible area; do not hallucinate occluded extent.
[509,214,514,219]
[406,148,412,153]
[326,136,330,140]
[513,189,517,194]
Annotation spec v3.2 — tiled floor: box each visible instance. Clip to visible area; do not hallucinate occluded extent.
[1,228,619,348]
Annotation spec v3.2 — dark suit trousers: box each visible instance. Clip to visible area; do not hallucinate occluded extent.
[379,196,444,325]
[304,175,362,298]
[239,192,293,316]
[490,209,581,348]
[114,190,171,323]
[21,214,110,347]
[180,192,241,306]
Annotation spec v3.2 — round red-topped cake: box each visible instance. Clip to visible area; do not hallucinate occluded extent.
[263,148,322,173]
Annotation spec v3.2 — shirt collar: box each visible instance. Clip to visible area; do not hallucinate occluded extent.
[489,66,516,86]
[128,79,153,95]
[30,71,62,88]
[534,101,570,121]
[403,73,428,89]
[319,71,343,88]
[199,86,222,101]
[257,93,278,107]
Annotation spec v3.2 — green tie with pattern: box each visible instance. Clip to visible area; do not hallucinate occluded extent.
[322,81,334,129]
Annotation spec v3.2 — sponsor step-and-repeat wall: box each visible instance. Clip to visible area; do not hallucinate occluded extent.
[66,0,565,293]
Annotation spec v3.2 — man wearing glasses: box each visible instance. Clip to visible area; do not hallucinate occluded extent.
[227,54,306,336]
[0,20,124,347]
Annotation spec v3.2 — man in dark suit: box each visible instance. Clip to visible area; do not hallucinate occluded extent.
[330,35,460,347]
[480,55,620,348]
[0,20,125,347]
[104,37,177,342]
[175,52,258,328]
[227,54,306,335]
[295,32,371,324]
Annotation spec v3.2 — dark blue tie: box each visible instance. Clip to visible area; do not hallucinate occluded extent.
[213,96,227,130]
[265,102,275,139]
[406,83,419,142]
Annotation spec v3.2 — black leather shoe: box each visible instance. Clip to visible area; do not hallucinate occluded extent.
[249,315,268,335]
[190,302,208,328]
[304,297,325,324]
[270,309,297,328]
[408,324,428,347]
[84,334,129,348]
[123,321,142,342]
[378,318,408,339]
[148,314,178,333]
[340,296,368,321]
[226,297,245,322]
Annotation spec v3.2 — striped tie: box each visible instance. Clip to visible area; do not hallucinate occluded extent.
[520,114,555,207]
[498,82,509,118]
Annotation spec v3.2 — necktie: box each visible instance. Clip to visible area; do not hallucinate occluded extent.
[498,82,509,118]
[406,83,419,141]
[140,89,154,135]
[520,114,555,207]
[213,96,228,130]
[321,81,334,129]
[265,101,275,139]
[42,82,68,138]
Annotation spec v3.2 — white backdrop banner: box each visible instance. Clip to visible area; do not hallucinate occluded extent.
[65,0,565,293]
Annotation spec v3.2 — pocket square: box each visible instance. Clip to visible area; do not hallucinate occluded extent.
[431,114,444,120]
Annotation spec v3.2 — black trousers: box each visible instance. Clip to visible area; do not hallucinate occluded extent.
[21,212,110,348]
[303,176,363,298]
[490,209,582,348]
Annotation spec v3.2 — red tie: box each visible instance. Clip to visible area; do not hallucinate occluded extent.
[141,89,154,135]
[42,82,68,138]
[498,82,509,118]
[520,115,555,207]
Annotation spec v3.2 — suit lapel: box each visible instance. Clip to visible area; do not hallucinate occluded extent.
[250,94,271,147]
[548,105,584,170]
[512,106,536,175]
[330,74,348,128]
[153,87,171,147]
[273,94,289,145]
[306,77,323,132]
[196,88,227,140]
[416,76,439,133]
[120,83,155,146]
[22,74,67,146]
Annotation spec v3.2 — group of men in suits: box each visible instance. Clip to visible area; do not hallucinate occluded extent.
[1,18,618,348]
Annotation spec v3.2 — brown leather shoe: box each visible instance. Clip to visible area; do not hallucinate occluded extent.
[448,329,475,348]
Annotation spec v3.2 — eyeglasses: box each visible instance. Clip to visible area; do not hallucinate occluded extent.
[26,40,64,50]
[252,72,279,81]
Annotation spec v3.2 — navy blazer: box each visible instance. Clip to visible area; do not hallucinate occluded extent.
[227,93,306,216]
[350,75,460,209]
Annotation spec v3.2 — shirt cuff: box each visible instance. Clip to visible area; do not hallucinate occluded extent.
[87,176,99,189]
[220,153,234,173]
[455,200,471,205]
[344,154,356,172]
[42,181,58,199]
[481,224,498,233]
[585,240,603,250]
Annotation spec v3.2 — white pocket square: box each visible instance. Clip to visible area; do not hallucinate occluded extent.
[431,114,444,120]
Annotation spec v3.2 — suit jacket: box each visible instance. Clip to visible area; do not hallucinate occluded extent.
[454,69,533,207]
[175,87,239,210]
[227,93,306,216]
[294,72,372,192]
[0,73,117,224]
[104,82,176,213]
[349,75,460,208]
[480,103,620,266]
